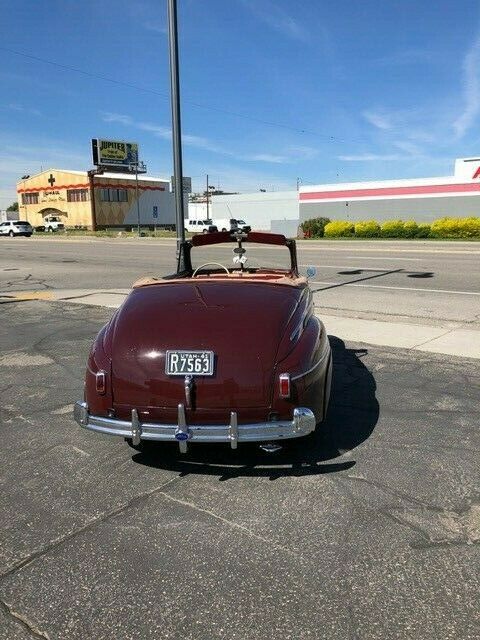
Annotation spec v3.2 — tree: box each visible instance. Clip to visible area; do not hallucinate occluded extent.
[7,201,18,212]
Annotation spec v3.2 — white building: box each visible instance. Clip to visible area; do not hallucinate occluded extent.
[206,157,480,237]
[299,157,480,224]
[0,209,19,222]
[211,191,298,235]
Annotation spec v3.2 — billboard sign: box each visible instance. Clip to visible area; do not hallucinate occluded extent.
[92,139,139,169]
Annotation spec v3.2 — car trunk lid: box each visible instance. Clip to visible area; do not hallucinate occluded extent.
[111,281,301,411]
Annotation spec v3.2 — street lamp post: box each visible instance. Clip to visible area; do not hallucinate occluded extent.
[167,0,186,268]
[135,162,140,237]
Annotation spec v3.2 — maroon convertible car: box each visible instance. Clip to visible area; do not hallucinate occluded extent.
[74,231,332,452]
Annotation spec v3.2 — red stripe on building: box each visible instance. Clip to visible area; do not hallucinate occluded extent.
[17,183,90,193]
[94,182,165,191]
[299,182,480,201]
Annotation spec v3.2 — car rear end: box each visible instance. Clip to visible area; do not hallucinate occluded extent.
[73,279,331,452]
[13,221,33,236]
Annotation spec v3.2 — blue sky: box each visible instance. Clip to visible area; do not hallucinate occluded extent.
[2,0,480,207]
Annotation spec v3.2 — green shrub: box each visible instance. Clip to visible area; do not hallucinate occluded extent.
[324,220,355,237]
[415,223,431,238]
[380,220,406,237]
[430,217,480,238]
[301,217,331,238]
[402,220,419,238]
[354,220,380,237]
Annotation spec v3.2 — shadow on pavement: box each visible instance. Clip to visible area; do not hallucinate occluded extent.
[132,336,379,480]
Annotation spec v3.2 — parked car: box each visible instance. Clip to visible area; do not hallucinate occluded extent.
[0,220,33,237]
[184,219,217,233]
[74,231,332,453]
[43,215,65,232]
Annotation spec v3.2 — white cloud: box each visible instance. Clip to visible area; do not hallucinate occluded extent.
[102,112,133,126]
[249,153,287,163]
[286,145,318,160]
[374,49,440,67]
[239,0,307,41]
[143,22,167,34]
[404,128,436,144]
[393,141,422,155]
[186,161,293,193]
[3,103,42,116]
[453,27,480,138]
[100,111,295,163]
[338,154,405,162]
[363,110,393,131]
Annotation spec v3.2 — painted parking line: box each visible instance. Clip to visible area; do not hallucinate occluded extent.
[1,291,54,301]
[299,246,480,254]
[300,264,420,271]
[343,256,425,261]
[311,281,480,296]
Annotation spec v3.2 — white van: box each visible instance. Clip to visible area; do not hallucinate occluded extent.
[185,219,215,233]
[212,218,237,232]
[212,218,251,233]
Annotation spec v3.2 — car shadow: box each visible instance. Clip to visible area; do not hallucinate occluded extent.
[132,335,379,480]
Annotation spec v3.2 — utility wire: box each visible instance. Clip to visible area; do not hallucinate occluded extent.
[0,46,341,142]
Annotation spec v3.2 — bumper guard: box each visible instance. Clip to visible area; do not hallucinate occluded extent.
[73,401,316,452]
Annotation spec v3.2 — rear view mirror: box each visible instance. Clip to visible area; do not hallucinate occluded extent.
[306,266,317,279]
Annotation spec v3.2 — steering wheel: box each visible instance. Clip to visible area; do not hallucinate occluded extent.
[192,262,230,277]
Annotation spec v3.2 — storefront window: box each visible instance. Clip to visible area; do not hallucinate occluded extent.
[99,188,128,202]
[21,192,39,205]
[67,189,89,202]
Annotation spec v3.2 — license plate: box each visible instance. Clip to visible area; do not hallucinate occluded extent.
[166,350,215,376]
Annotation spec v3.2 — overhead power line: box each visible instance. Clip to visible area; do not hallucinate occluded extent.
[0,46,340,142]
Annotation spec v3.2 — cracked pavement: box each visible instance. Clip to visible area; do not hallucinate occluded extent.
[0,300,478,639]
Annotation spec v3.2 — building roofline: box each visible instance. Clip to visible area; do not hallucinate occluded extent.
[96,172,169,183]
[16,168,88,184]
[299,175,467,193]
[16,168,170,186]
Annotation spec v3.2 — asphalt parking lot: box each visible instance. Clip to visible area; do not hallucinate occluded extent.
[0,300,478,640]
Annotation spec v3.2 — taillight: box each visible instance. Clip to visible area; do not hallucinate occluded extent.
[96,371,106,395]
[279,373,290,398]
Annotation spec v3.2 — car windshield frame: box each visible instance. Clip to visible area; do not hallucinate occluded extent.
[174,231,298,277]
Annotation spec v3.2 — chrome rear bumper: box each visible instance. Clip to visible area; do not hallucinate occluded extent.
[73,401,316,452]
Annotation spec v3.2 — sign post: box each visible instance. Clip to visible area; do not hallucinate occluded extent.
[167,0,186,269]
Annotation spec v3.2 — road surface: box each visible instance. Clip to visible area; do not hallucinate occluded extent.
[1,237,479,325]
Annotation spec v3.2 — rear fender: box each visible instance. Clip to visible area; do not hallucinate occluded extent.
[85,325,113,415]
[272,317,330,420]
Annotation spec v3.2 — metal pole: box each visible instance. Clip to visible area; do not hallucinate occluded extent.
[206,173,209,219]
[168,0,186,263]
[88,169,98,232]
[135,164,141,236]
